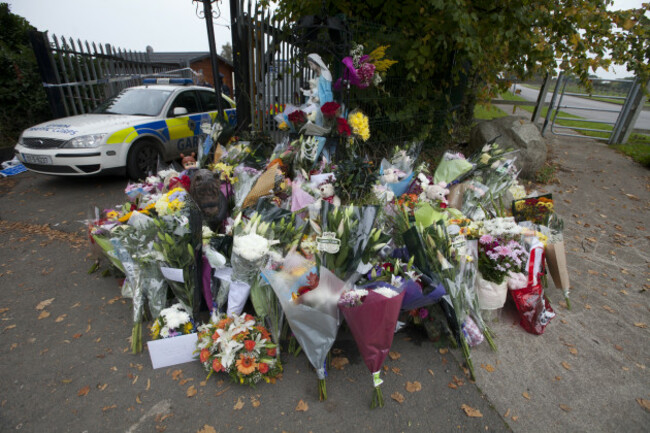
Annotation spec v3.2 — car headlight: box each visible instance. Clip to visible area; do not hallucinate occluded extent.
[63,134,107,148]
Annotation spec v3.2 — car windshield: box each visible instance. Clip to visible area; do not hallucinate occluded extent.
[93,88,172,116]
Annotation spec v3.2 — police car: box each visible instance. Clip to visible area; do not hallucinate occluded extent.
[14,78,236,180]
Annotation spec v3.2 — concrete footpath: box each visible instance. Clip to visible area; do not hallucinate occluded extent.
[0,132,648,432]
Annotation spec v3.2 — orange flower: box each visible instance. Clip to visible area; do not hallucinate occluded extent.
[244,314,255,322]
[200,348,210,363]
[212,358,223,372]
[233,330,250,341]
[216,318,233,329]
[266,347,277,357]
[244,340,256,352]
[236,354,258,375]
[255,325,271,341]
[258,362,269,374]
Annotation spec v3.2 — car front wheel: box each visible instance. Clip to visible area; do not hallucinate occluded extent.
[126,139,160,180]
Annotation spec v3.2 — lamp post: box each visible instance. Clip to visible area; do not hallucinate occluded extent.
[195,0,223,119]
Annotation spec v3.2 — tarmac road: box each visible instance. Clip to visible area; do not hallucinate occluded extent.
[1,133,649,433]
[512,84,650,130]
[0,172,508,433]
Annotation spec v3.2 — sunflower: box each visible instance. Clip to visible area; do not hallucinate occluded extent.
[236,354,258,375]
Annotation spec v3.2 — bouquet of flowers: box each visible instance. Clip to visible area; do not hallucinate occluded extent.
[334,43,397,90]
[512,194,554,225]
[262,253,347,400]
[338,282,406,408]
[196,312,281,386]
[150,303,195,339]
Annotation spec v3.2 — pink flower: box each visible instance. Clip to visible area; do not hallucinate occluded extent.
[479,234,494,245]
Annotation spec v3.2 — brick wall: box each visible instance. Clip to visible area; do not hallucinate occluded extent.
[191,57,234,96]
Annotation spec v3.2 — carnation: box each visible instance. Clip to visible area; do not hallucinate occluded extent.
[233,232,272,261]
[373,286,399,298]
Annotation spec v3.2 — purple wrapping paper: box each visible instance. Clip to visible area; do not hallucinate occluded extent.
[401,279,446,311]
[339,282,406,374]
[201,255,214,310]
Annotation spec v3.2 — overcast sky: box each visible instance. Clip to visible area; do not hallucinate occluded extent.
[7,0,647,79]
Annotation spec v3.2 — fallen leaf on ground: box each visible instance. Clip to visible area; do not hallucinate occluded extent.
[522,392,531,400]
[251,396,260,408]
[391,367,402,375]
[98,383,108,391]
[561,361,571,370]
[331,356,349,370]
[559,404,572,412]
[585,304,592,309]
[37,311,50,320]
[448,383,458,389]
[215,386,230,397]
[233,397,244,410]
[4,324,16,330]
[406,381,422,393]
[439,348,449,354]
[171,370,183,381]
[197,425,217,433]
[199,380,207,387]
[179,378,193,385]
[55,314,66,323]
[427,369,434,377]
[555,376,562,381]
[569,348,578,356]
[636,398,650,411]
[615,345,623,351]
[0,308,9,314]
[186,386,197,397]
[588,270,599,275]
[136,394,142,404]
[634,323,647,329]
[9,343,18,351]
[36,298,54,310]
[388,351,401,360]
[295,399,308,412]
[511,416,519,421]
[481,363,495,372]
[78,386,90,397]
[391,392,405,403]
[625,193,640,201]
[504,408,511,418]
[102,404,117,412]
[72,333,82,339]
[461,404,483,418]
[146,379,151,391]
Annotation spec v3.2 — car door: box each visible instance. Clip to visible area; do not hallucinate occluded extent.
[197,89,236,126]
[165,90,203,158]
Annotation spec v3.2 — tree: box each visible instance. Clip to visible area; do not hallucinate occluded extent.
[0,3,49,147]
[220,42,232,62]
[265,0,649,147]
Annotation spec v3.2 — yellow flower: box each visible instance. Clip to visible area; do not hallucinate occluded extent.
[368,45,397,72]
[480,153,490,164]
[182,322,193,334]
[118,211,133,223]
[348,112,370,141]
[106,210,119,220]
[278,121,288,130]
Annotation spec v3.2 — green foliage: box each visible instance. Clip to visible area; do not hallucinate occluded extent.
[0,3,50,148]
[333,157,379,203]
[266,0,649,145]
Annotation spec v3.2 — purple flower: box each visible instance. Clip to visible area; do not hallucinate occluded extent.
[418,308,429,319]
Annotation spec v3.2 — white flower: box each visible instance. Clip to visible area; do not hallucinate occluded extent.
[374,286,399,298]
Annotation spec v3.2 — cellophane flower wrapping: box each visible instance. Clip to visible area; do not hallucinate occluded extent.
[338,282,406,388]
[262,254,346,383]
[433,152,474,185]
[509,237,556,335]
[153,196,203,317]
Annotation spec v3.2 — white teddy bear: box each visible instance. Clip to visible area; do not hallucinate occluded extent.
[317,182,341,207]
[423,182,450,207]
[381,168,406,184]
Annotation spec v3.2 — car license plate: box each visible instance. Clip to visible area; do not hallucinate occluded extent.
[22,153,52,165]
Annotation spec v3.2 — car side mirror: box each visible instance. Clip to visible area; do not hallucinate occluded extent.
[173,107,188,116]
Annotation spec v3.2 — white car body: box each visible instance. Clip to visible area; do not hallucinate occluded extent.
[14,83,235,179]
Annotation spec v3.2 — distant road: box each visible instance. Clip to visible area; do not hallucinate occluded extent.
[512,84,649,131]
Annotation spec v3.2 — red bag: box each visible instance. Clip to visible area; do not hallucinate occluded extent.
[510,245,555,335]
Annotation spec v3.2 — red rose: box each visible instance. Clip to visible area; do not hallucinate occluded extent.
[244,340,256,352]
[258,362,269,374]
[337,117,351,136]
[200,348,210,363]
[321,101,340,118]
[244,314,255,322]
[212,358,223,372]
[266,347,277,357]
[288,110,307,125]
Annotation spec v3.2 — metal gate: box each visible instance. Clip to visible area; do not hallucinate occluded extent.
[542,73,648,144]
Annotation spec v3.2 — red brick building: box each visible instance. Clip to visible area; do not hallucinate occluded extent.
[147,50,234,96]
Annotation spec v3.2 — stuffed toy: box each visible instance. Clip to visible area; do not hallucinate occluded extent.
[424,182,450,207]
[381,168,405,184]
[317,181,341,207]
[189,169,228,231]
